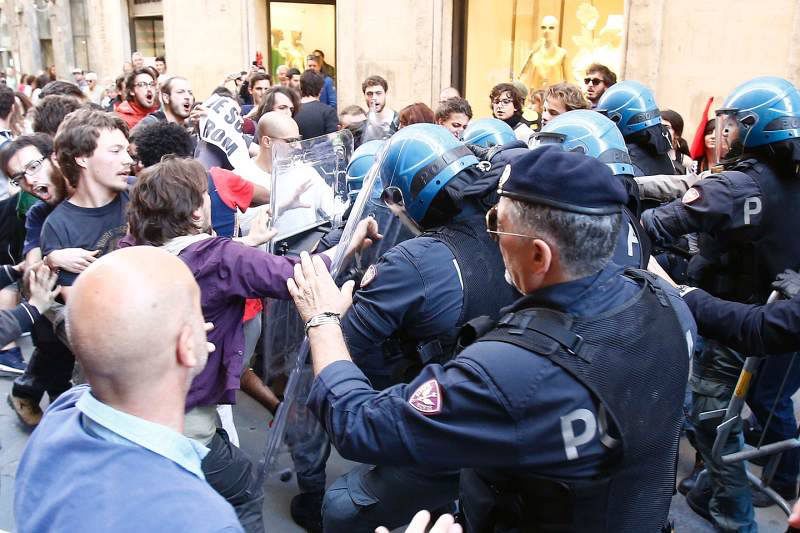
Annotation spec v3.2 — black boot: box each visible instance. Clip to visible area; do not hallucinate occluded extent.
[290,490,323,533]
[685,473,713,522]
[677,453,704,495]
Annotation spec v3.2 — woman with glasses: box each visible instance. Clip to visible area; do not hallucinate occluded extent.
[489,82,534,143]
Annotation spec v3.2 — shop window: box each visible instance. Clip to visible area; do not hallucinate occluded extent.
[132,16,164,59]
[269,1,336,82]
[464,0,624,116]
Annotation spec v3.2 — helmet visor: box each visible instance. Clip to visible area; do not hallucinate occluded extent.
[528,131,566,150]
[715,109,741,163]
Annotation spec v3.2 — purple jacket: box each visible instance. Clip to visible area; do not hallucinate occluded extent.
[118,235,331,410]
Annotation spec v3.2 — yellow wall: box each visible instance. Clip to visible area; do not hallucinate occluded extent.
[624,0,800,152]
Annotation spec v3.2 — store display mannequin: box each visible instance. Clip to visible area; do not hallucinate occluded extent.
[518,15,567,90]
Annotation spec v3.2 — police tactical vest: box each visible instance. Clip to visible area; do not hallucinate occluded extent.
[390,213,517,377]
[459,270,688,533]
[691,159,800,303]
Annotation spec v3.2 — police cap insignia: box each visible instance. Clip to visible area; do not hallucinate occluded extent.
[682,187,701,204]
[361,264,377,287]
[408,379,442,415]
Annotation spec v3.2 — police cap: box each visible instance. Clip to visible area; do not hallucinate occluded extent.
[498,144,627,215]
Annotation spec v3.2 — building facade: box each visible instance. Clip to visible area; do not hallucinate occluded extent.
[1,0,799,138]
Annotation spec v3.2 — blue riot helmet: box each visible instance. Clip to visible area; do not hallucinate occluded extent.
[346,140,385,204]
[378,123,479,226]
[531,110,635,177]
[596,80,662,138]
[715,76,800,162]
[462,118,516,148]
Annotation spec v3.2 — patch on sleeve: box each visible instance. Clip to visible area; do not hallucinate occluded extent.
[360,264,377,287]
[682,187,701,205]
[408,379,442,415]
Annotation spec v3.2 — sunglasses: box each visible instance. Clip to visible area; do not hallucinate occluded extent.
[540,25,556,30]
[584,77,603,86]
[485,205,539,243]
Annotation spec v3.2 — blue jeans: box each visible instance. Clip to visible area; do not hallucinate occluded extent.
[747,351,800,491]
[322,463,459,532]
[690,389,756,532]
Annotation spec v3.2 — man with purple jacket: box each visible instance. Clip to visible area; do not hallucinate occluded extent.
[124,155,377,532]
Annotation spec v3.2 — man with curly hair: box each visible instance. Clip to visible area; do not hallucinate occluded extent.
[541,82,592,125]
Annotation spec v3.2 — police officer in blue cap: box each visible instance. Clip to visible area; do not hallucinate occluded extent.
[642,76,800,529]
[313,123,516,531]
[596,80,677,178]
[287,145,696,533]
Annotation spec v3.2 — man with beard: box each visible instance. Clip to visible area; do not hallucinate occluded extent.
[0,133,90,425]
[115,67,158,129]
[136,76,194,129]
[362,75,398,134]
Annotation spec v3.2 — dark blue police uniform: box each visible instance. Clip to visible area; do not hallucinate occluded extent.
[308,147,696,532]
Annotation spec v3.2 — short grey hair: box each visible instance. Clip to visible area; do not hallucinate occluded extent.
[507,199,621,279]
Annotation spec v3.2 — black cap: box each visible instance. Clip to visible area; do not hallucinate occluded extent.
[497,144,628,215]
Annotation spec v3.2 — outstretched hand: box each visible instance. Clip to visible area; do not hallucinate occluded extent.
[25,263,61,314]
[344,216,383,258]
[287,251,354,322]
[375,511,461,533]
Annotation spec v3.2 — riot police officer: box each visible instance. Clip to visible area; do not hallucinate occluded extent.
[641,76,800,530]
[288,146,696,533]
[461,117,516,149]
[596,80,676,181]
[530,109,650,267]
[314,124,517,531]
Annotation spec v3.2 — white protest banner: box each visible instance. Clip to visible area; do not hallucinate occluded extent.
[199,93,263,182]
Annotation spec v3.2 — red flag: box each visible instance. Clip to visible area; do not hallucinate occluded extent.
[690,97,714,160]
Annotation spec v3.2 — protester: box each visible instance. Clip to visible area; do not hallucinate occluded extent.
[82,72,105,105]
[312,49,336,82]
[287,68,301,91]
[30,95,83,137]
[136,75,194,128]
[15,246,244,533]
[155,55,167,76]
[435,96,472,138]
[362,75,398,134]
[338,104,366,128]
[0,263,59,350]
[489,82,534,142]
[541,82,591,125]
[306,55,336,109]
[584,62,616,108]
[115,67,158,129]
[247,72,271,112]
[253,86,300,120]
[276,65,290,86]
[397,102,435,128]
[294,70,338,139]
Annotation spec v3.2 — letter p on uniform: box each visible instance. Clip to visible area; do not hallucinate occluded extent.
[561,408,597,460]
[744,197,762,225]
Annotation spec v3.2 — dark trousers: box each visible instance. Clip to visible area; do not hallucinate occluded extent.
[747,351,800,491]
[202,429,265,533]
[12,317,74,403]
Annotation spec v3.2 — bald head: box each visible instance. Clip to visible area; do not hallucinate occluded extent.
[257,111,299,143]
[66,247,207,401]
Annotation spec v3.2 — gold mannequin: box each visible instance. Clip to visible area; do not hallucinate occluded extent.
[518,15,567,90]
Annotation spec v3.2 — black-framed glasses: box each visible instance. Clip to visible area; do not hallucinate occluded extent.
[9,156,46,186]
[485,205,539,243]
[133,81,156,88]
[492,98,513,107]
[584,77,603,86]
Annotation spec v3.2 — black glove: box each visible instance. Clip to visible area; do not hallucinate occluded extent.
[771,269,800,300]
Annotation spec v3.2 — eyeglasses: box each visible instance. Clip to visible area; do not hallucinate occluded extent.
[492,98,513,107]
[584,77,603,86]
[9,157,46,186]
[133,81,156,88]
[485,205,539,243]
[540,25,556,30]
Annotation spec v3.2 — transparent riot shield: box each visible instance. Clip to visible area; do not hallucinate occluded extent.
[260,130,353,385]
[257,162,415,486]
[269,129,352,252]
